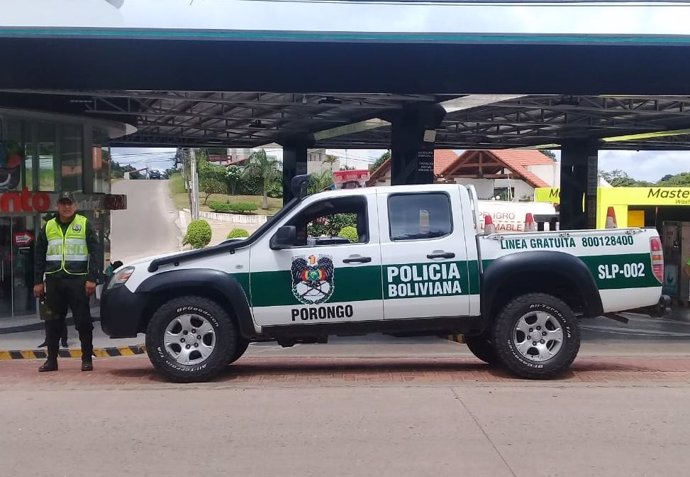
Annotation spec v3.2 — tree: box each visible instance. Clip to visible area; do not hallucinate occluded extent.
[200,177,228,205]
[323,154,338,171]
[308,169,334,194]
[340,165,356,171]
[225,166,242,195]
[658,172,690,186]
[599,169,651,187]
[242,149,281,209]
[369,150,390,172]
[197,149,226,183]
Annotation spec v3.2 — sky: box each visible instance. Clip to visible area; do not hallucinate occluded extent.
[12,0,683,36]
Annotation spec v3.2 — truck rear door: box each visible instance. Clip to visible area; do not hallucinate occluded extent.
[377,187,472,320]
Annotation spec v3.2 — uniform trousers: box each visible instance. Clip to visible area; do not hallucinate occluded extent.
[44,276,93,362]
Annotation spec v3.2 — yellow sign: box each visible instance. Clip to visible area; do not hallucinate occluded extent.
[535,186,690,229]
[535,188,561,203]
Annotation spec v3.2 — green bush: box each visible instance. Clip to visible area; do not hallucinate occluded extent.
[208,201,258,214]
[227,228,250,239]
[183,219,212,249]
[338,226,359,243]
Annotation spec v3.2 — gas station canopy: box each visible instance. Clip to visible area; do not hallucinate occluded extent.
[2,91,690,151]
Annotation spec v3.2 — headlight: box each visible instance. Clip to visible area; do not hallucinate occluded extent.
[107,266,135,290]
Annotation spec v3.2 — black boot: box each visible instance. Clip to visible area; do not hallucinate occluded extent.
[38,359,58,372]
[79,329,94,372]
[39,338,59,372]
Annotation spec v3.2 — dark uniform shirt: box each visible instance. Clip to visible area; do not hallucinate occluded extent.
[34,215,101,285]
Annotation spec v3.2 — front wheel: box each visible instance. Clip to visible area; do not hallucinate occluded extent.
[227,339,249,365]
[491,293,580,379]
[145,296,238,383]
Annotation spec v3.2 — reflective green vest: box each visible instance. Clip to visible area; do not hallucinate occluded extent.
[45,214,89,276]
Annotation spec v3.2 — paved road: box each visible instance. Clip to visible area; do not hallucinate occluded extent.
[582,310,690,341]
[110,179,180,264]
[2,338,690,477]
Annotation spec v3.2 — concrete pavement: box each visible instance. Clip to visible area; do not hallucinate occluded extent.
[2,343,690,476]
[4,385,688,477]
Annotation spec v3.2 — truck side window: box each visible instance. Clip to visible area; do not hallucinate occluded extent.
[287,196,368,246]
[388,193,452,241]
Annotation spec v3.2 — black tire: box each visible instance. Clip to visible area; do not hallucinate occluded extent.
[145,296,238,383]
[227,339,249,365]
[464,334,500,365]
[491,293,580,379]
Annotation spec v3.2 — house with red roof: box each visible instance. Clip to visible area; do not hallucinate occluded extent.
[366,149,559,201]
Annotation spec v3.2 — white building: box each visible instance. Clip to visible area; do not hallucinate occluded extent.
[307,149,340,174]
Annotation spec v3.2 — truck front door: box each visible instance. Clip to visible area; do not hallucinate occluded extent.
[249,193,384,327]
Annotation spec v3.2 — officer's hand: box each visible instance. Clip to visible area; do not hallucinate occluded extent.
[85,281,97,296]
[33,284,45,298]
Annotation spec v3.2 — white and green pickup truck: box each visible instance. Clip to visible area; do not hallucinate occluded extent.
[101,176,666,382]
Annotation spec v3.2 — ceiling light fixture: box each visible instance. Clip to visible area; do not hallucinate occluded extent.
[249,119,267,129]
[318,96,343,105]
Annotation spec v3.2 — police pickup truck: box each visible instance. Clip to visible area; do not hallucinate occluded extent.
[101,176,665,382]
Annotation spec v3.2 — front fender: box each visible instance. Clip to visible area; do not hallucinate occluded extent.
[137,268,256,338]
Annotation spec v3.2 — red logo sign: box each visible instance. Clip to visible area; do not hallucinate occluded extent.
[13,231,34,246]
[0,188,51,213]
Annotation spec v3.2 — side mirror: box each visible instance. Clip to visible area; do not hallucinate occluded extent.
[270,225,297,250]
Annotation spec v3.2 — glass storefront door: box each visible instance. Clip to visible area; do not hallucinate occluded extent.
[0,215,37,318]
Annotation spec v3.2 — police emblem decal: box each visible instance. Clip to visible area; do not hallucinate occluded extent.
[290,255,335,304]
[72,224,82,232]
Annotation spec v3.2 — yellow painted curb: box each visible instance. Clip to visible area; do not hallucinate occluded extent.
[0,345,146,360]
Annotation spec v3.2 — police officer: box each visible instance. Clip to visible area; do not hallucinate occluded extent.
[33,191,101,372]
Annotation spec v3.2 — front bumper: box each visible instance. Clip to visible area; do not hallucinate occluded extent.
[100,285,148,338]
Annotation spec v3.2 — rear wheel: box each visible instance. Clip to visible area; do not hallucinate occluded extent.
[145,296,238,383]
[491,293,580,379]
[464,333,499,365]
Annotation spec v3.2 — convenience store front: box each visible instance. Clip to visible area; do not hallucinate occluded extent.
[0,108,129,318]
[535,186,690,300]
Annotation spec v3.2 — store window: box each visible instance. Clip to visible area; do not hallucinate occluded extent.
[60,124,83,192]
[2,118,26,193]
[38,122,56,191]
[93,127,111,194]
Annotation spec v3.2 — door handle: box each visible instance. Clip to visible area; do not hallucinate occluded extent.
[427,251,455,259]
[343,255,372,264]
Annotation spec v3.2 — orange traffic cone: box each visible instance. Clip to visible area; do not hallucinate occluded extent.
[605,207,617,229]
[484,215,496,235]
[524,213,537,232]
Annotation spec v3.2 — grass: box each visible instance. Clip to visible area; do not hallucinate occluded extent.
[167,173,282,215]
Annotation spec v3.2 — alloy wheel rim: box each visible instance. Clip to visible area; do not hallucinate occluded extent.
[512,311,564,362]
[163,314,216,366]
